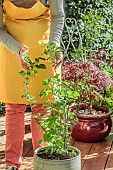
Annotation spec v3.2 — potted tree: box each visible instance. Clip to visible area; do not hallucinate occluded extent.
[19,45,81,170]
[62,55,113,143]
[33,73,81,170]
[61,9,113,143]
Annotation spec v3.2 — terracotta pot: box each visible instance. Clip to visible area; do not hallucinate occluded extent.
[71,106,112,143]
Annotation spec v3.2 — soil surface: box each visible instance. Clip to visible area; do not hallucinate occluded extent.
[36,149,78,160]
[77,108,108,117]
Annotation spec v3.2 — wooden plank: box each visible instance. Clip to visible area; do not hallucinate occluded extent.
[22,132,32,157]
[0,135,6,170]
[73,140,93,169]
[21,156,34,170]
[21,146,33,170]
[82,117,113,170]
[82,140,112,170]
[105,118,113,170]
[25,146,33,157]
[105,141,113,170]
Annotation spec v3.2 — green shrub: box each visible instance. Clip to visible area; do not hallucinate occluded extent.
[63,0,113,55]
[0,102,5,114]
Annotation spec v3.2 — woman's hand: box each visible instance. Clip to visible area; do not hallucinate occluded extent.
[53,52,63,69]
[19,45,31,71]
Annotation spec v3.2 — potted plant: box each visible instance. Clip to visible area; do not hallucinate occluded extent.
[62,55,113,143]
[33,73,82,170]
[60,3,113,143]
[19,45,81,170]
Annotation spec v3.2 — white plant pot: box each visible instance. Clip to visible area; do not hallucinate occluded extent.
[34,146,81,170]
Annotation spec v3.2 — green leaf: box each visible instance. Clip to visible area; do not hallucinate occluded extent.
[38,140,43,144]
[35,64,46,69]
[18,70,26,76]
[31,70,38,75]
[73,91,80,97]
[35,58,39,63]
[42,78,51,85]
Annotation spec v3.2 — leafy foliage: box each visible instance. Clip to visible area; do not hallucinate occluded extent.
[18,54,46,103]
[19,45,79,156]
[62,50,113,112]
[34,73,79,154]
[63,0,113,56]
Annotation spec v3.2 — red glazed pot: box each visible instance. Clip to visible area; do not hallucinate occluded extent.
[71,106,112,143]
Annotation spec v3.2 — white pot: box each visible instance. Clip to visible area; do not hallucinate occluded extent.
[34,146,81,170]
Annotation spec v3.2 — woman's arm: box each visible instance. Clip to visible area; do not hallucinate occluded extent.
[0,2,22,56]
[48,0,65,47]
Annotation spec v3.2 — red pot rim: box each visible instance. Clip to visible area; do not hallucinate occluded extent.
[77,112,111,120]
[72,105,111,120]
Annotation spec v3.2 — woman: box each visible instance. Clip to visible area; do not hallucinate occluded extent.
[0,0,65,169]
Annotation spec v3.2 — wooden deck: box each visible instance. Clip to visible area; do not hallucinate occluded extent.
[0,112,113,170]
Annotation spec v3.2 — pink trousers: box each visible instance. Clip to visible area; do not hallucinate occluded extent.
[5,104,47,168]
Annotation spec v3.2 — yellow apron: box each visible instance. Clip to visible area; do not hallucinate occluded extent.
[0,0,61,104]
